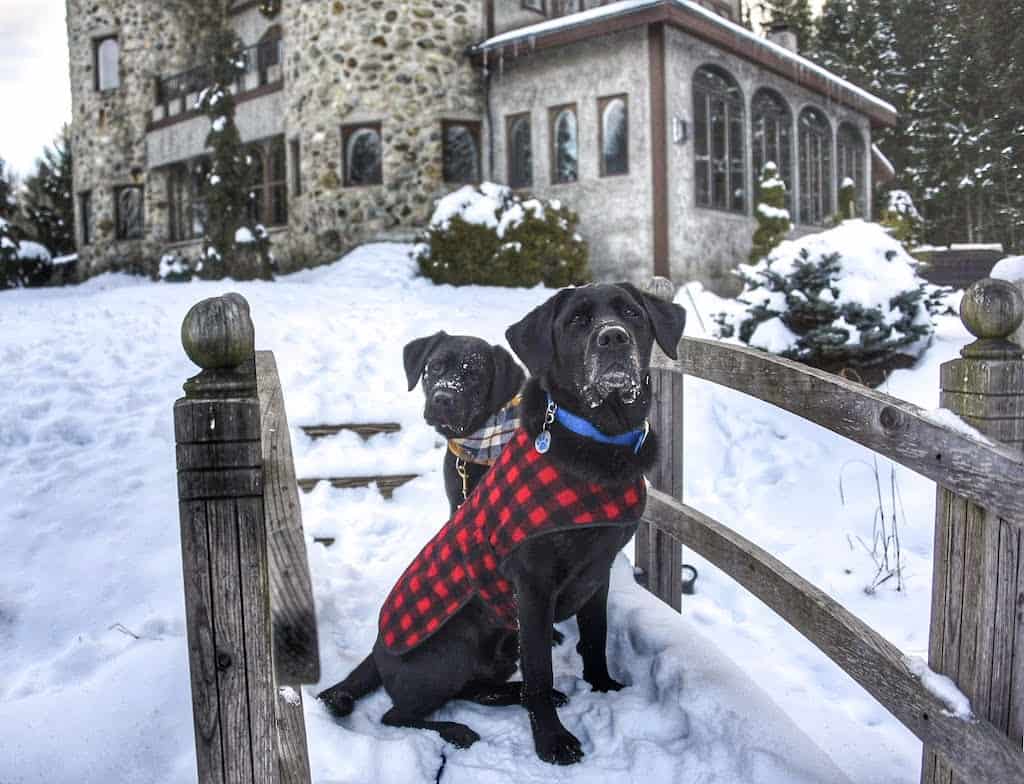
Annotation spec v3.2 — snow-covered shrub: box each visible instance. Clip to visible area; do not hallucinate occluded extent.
[158,253,197,283]
[716,220,944,382]
[414,183,589,288]
[0,218,53,290]
[750,163,792,263]
[881,189,923,249]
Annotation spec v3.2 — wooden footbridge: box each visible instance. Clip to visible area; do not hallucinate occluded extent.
[172,277,1024,784]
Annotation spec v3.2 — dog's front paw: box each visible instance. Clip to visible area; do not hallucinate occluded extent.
[586,675,626,693]
[441,724,480,749]
[536,727,584,765]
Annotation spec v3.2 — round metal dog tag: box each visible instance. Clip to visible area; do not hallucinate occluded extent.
[534,430,551,454]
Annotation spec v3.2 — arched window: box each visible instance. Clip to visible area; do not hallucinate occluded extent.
[798,107,833,225]
[342,124,383,187]
[599,95,629,176]
[506,113,532,189]
[443,121,481,184]
[550,105,578,184]
[837,123,867,217]
[693,65,745,212]
[751,89,792,212]
[96,37,120,91]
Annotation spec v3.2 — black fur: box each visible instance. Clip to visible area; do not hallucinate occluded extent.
[318,284,687,767]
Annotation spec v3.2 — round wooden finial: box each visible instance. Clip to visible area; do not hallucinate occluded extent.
[643,276,676,303]
[960,278,1024,359]
[181,293,256,371]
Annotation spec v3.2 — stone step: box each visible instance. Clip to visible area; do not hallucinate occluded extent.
[296,473,419,497]
[300,422,402,440]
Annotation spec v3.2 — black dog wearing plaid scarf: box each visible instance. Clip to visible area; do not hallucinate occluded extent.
[319,283,687,766]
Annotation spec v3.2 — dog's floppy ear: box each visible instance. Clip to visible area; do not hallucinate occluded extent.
[619,283,688,359]
[505,290,572,378]
[403,331,448,391]
[488,345,526,411]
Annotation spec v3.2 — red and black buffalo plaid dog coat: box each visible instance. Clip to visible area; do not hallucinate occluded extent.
[379,429,646,654]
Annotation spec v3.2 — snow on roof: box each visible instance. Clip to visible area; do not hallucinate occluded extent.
[872,144,896,177]
[914,243,1005,253]
[475,0,897,121]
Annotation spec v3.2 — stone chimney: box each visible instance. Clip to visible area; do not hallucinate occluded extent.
[766,22,798,54]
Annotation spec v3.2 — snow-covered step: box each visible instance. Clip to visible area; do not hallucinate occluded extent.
[296,474,418,496]
[300,422,401,440]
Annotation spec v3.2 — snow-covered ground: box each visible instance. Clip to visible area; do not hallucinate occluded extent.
[0,244,971,783]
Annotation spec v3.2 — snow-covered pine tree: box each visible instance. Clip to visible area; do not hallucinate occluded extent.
[750,162,792,262]
[22,126,75,257]
[0,158,20,272]
[197,27,273,280]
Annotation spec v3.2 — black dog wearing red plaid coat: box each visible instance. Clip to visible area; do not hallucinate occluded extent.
[318,283,687,765]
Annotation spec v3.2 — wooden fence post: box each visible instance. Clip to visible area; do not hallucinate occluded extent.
[923,278,1024,784]
[637,276,684,611]
[175,293,277,784]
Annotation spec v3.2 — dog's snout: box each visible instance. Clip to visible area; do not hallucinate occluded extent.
[431,390,455,409]
[595,324,631,349]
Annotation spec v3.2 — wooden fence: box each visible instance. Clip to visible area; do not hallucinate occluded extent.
[637,276,1024,784]
[175,293,318,784]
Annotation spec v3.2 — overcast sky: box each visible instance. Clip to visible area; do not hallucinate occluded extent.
[0,0,71,179]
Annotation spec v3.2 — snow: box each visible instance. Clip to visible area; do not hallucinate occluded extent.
[52,253,78,267]
[873,145,896,178]
[990,255,1024,282]
[15,240,51,262]
[924,408,992,444]
[903,657,973,720]
[475,1,896,118]
[428,183,546,238]
[757,202,792,222]
[0,242,978,783]
[235,226,255,244]
[749,316,799,353]
[211,116,227,133]
[886,190,921,221]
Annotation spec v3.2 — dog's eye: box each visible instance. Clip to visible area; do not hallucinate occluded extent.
[570,311,591,326]
[622,306,641,319]
[428,359,445,374]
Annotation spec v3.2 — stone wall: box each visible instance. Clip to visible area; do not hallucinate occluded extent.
[278,0,487,268]
[488,27,655,285]
[67,0,189,277]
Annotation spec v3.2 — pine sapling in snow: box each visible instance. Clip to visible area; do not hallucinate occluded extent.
[198,28,273,281]
[881,189,923,250]
[750,162,793,262]
[838,177,857,221]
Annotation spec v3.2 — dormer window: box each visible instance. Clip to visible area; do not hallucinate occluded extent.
[95,36,120,91]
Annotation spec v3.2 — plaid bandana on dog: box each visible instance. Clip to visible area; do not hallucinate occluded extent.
[447,395,522,466]
[379,429,646,654]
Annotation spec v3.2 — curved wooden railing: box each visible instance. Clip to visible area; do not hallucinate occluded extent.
[175,294,318,784]
[638,277,1024,784]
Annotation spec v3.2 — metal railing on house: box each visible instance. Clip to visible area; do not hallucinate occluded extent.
[153,38,284,125]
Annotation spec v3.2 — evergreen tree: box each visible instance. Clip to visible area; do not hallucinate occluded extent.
[0,157,20,270]
[759,0,815,51]
[22,126,75,257]
[197,27,273,280]
[750,163,793,261]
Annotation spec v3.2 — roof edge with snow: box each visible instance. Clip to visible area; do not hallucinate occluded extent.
[472,0,898,129]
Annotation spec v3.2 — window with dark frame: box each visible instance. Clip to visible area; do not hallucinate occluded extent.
[798,107,833,225]
[549,104,579,185]
[78,192,92,246]
[94,36,120,91]
[290,138,302,196]
[751,88,793,213]
[599,95,629,177]
[168,159,211,242]
[693,65,746,213]
[549,0,580,16]
[114,186,144,240]
[836,123,867,217]
[342,123,384,187]
[522,0,545,13]
[506,113,533,189]
[246,136,289,226]
[442,121,482,184]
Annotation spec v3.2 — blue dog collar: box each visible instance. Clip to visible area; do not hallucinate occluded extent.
[538,394,649,455]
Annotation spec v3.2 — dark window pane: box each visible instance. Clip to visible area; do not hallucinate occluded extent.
[443,123,481,183]
[798,108,833,225]
[508,116,532,189]
[693,65,745,212]
[79,192,92,246]
[837,123,866,216]
[115,186,144,240]
[601,97,628,176]
[97,38,120,91]
[290,138,302,196]
[751,89,793,213]
[345,127,383,186]
[553,108,578,184]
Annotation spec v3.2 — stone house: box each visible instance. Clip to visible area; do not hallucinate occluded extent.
[67,0,895,290]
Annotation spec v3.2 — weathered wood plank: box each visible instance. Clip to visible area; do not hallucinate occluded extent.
[642,487,1024,784]
[297,474,419,496]
[300,422,401,440]
[256,351,320,687]
[669,337,1024,526]
[274,687,312,784]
